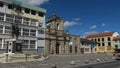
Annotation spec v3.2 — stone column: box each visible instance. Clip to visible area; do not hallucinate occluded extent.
[77,38,81,54]
[51,41,56,54]
[65,42,70,54]
[45,40,50,55]
[77,45,80,54]
[50,44,53,54]
[60,41,64,54]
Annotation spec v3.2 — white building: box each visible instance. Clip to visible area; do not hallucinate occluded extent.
[0,0,46,54]
[80,38,97,54]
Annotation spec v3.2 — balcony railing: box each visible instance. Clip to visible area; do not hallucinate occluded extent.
[0,12,44,27]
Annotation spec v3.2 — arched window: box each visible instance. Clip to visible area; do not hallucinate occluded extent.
[57,23,59,30]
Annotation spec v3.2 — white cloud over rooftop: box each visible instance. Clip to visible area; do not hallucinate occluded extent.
[90,25,97,29]
[64,21,78,27]
[73,18,80,21]
[20,0,49,6]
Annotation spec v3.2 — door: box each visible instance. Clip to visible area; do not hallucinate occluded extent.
[56,43,60,54]
[75,46,77,53]
[16,43,22,53]
[70,46,72,53]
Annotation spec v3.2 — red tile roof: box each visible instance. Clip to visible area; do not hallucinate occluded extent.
[86,32,115,38]
[80,38,97,44]
[113,36,120,41]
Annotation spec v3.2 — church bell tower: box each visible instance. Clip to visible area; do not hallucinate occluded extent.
[47,12,64,30]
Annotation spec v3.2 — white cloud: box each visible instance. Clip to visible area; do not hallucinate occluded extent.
[104,30,109,32]
[102,23,106,27]
[90,25,97,29]
[84,31,98,36]
[19,0,49,6]
[64,21,78,27]
[73,18,80,21]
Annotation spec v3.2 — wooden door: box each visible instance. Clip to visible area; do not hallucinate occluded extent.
[56,43,59,54]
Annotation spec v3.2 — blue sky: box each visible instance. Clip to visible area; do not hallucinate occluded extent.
[20,0,120,37]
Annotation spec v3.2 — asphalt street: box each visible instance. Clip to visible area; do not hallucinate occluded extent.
[73,60,120,68]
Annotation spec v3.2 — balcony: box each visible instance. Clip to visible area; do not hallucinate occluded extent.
[0,12,43,27]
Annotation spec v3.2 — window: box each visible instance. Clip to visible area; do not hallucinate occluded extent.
[98,43,101,46]
[0,25,3,33]
[115,45,118,49]
[31,10,36,15]
[23,29,29,36]
[102,43,105,46]
[5,26,12,34]
[108,42,111,46]
[25,8,30,14]
[6,14,14,22]
[108,37,111,41]
[3,41,7,49]
[38,12,44,17]
[102,38,104,41]
[91,39,93,41]
[0,2,3,7]
[30,40,35,49]
[15,16,22,24]
[38,30,44,34]
[8,4,13,9]
[115,41,117,43]
[22,40,29,49]
[23,18,29,25]
[19,28,21,36]
[95,48,97,51]
[31,19,36,26]
[98,38,100,41]
[30,29,36,36]
[57,23,59,30]
[0,38,2,49]
[16,6,22,12]
[85,48,89,52]
[0,13,4,21]
[38,38,44,40]
[95,39,97,41]
[39,23,43,27]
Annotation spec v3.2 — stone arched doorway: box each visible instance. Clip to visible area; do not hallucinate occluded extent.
[70,45,72,53]
[56,43,60,54]
[75,46,77,53]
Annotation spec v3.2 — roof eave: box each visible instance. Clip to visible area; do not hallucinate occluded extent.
[11,0,46,13]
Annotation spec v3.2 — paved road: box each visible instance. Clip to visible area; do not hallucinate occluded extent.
[0,54,115,68]
[73,60,120,68]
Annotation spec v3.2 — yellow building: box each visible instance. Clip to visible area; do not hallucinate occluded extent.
[86,32,119,53]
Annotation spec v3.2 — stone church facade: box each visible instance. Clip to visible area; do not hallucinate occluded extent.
[45,13,81,55]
